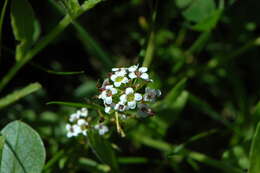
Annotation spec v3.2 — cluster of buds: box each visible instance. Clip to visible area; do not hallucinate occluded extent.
[66,108,108,138]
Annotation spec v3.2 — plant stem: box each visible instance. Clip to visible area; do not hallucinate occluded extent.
[142,0,158,68]
[115,112,125,137]
[0,0,102,92]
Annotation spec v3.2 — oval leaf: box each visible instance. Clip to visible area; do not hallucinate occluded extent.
[0,121,46,173]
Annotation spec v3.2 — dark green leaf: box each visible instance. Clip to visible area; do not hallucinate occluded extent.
[11,0,41,61]
[0,121,46,173]
[249,121,260,173]
[192,9,222,31]
[88,131,119,173]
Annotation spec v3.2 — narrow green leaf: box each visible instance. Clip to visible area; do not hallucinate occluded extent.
[79,157,110,173]
[162,78,187,108]
[88,131,119,173]
[74,23,113,69]
[11,0,41,61]
[46,101,102,110]
[30,62,84,75]
[118,157,148,164]
[0,82,42,109]
[0,121,46,173]
[249,121,260,173]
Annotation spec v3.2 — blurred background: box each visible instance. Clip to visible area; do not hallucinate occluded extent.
[0,0,260,172]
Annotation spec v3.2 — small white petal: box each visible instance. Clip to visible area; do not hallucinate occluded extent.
[128,65,138,72]
[66,124,71,130]
[122,77,129,84]
[105,97,112,105]
[128,101,136,109]
[156,90,162,96]
[139,67,148,73]
[77,119,87,126]
[140,73,149,80]
[120,94,127,103]
[67,132,73,138]
[111,88,117,95]
[105,85,113,90]
[82,130,88,136]
[129,72,137,79]
[125,87,134,95]
[134,93,142,101]
[111,74,117,81]
[105,106,111,114]
[112,68,119,71]
[114,82,121,87]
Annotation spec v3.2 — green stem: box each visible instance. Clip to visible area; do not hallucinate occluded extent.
[0,0,102,92]
[0,0,9,61]
[115,112,125,137]
[142,0,158,68]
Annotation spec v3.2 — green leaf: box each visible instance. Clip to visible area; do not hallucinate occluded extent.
[249,121,260,173]
[182,0,216,23]
[0,82,42,109]
[0,121,46,173]
[176,0,192,8]
[11,0,41,61]
[161,78,187,109]
[192,9,222,31]
[88,131,119,173]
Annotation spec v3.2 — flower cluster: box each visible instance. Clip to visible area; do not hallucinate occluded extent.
[65,64,161,138]
[98,64,161,118]
[66,108,108,138]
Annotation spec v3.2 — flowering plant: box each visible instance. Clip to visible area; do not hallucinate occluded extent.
[66,65,161,137]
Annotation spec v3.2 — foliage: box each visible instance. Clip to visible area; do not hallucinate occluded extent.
[0,0,259,172]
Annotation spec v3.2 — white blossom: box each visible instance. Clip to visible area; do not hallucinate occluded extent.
[110,71,129,87]
[66,124,81,138]
[120,87,142,109]
[128,65,149,80]
[99,85,117,104]
[94,124,109,135]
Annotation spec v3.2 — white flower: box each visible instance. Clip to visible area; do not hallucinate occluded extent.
[128,65,149,80]
[69,113,80,122]
[77,119,88,136]
[94,124,109,135]
[105,106,112,114]
[66,124,81,138]
[77,108,88,117]
[110,71,129,87]
[120,87,142,109]
[99,85,117,104]
[112,67,127,73]
[144,88,161,102]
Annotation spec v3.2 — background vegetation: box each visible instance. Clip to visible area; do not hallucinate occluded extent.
[0,0,260,172]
